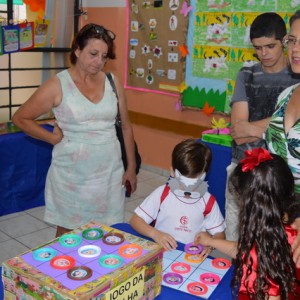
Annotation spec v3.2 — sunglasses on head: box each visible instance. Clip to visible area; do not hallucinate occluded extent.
[80,24,116,40]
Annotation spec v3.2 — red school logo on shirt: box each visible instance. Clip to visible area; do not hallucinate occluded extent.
[180,216,189,225]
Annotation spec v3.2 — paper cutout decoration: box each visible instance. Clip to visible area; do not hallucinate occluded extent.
[19,22,34,50]
[179,44,189,58]
[202,102,215,116]
[180,0,193,17]
[34,19,50,47]
[23,0,46,20]
[2,24,20,54]
[179,81,188,93]
[211,117,229,129]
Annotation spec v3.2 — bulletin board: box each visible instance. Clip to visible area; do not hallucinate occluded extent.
[182,0,298,114]
[125,0,299,113]
[125,0,189,96]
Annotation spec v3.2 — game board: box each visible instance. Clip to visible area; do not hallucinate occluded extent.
[162,247,231,299]
[1,222,164,300]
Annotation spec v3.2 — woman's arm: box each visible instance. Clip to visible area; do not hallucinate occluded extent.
[12,76,63,145]
[114,75,137,191]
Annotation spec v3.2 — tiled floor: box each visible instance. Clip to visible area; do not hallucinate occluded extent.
[0,167,229,265]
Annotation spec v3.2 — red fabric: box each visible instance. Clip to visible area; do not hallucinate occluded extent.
[203,195,215,217]
[238,225,300,299]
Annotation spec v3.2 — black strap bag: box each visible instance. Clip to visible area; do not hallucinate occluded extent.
[106,73,141,174]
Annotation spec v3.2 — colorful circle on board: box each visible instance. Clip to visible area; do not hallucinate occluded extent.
[187,282,208,296]
[171,262,191,274]
[119,244,143,259]
[82,228,104,240]
[67,266,92,281]
[199,273,220,285]
[32,247,57,262]
[50,255,75,270]
[163,272,183,285]
[212,257,231,269]
[99,254,123,268]
[59,234,82,248]
[102,232,124,245]
[184,243,203,255]
[78,245,101,258]
[184,253,204,264]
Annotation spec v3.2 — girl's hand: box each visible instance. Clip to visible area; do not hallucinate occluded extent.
[200,246,214,260]
[291,217,300,267]
[194,231,213,247]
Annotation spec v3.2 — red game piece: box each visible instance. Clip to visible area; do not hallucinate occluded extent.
[50,255,75,270]
[187,282,208,295]
[199,272,220,285]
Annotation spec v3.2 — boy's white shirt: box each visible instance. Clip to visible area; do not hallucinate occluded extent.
[134,185,226,244]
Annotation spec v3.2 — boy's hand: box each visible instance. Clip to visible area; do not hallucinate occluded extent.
[152,230,177,251]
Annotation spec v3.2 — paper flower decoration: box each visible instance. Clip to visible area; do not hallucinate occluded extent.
[141,45,151,55]
[179,81,188,93]
[180,0,193,17]
[179,44,189,57]
[211,117,229,129]
[153,46,163,58]
[240,148,273,172]
[202,117,230,134]
[202,102,215,116]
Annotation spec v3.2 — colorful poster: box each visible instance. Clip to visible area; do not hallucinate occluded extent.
[34,19,50,47]
[2,24,20,54]
[19,22,34,51]
[182,0,299,113]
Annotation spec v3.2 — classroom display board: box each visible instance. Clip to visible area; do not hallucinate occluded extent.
[0,19,51,56]
[162,248,231,299]
[125,0,189,96]
[1,222,164,300]
[182,0,298,113]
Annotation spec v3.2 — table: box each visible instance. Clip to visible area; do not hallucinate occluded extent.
[0,131,231,218]
[0,125,53,216]
[0,223,234,299]
[201,141,232,217]
[112,223,234,300]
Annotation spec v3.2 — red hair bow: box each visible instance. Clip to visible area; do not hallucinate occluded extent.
[240,148,273,172]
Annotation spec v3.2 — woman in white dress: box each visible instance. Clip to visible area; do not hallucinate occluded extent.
[12,24,137,237]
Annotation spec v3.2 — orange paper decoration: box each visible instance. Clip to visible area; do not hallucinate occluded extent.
[24,0,45,19]
[202,102,215,116]
[179,44,189,58]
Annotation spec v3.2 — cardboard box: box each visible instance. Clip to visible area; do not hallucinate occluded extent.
[1,221,164,300]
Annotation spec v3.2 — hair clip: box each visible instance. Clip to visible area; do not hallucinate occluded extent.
[240,148,273,172]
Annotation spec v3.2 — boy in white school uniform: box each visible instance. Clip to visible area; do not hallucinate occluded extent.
[130,139,225,253]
